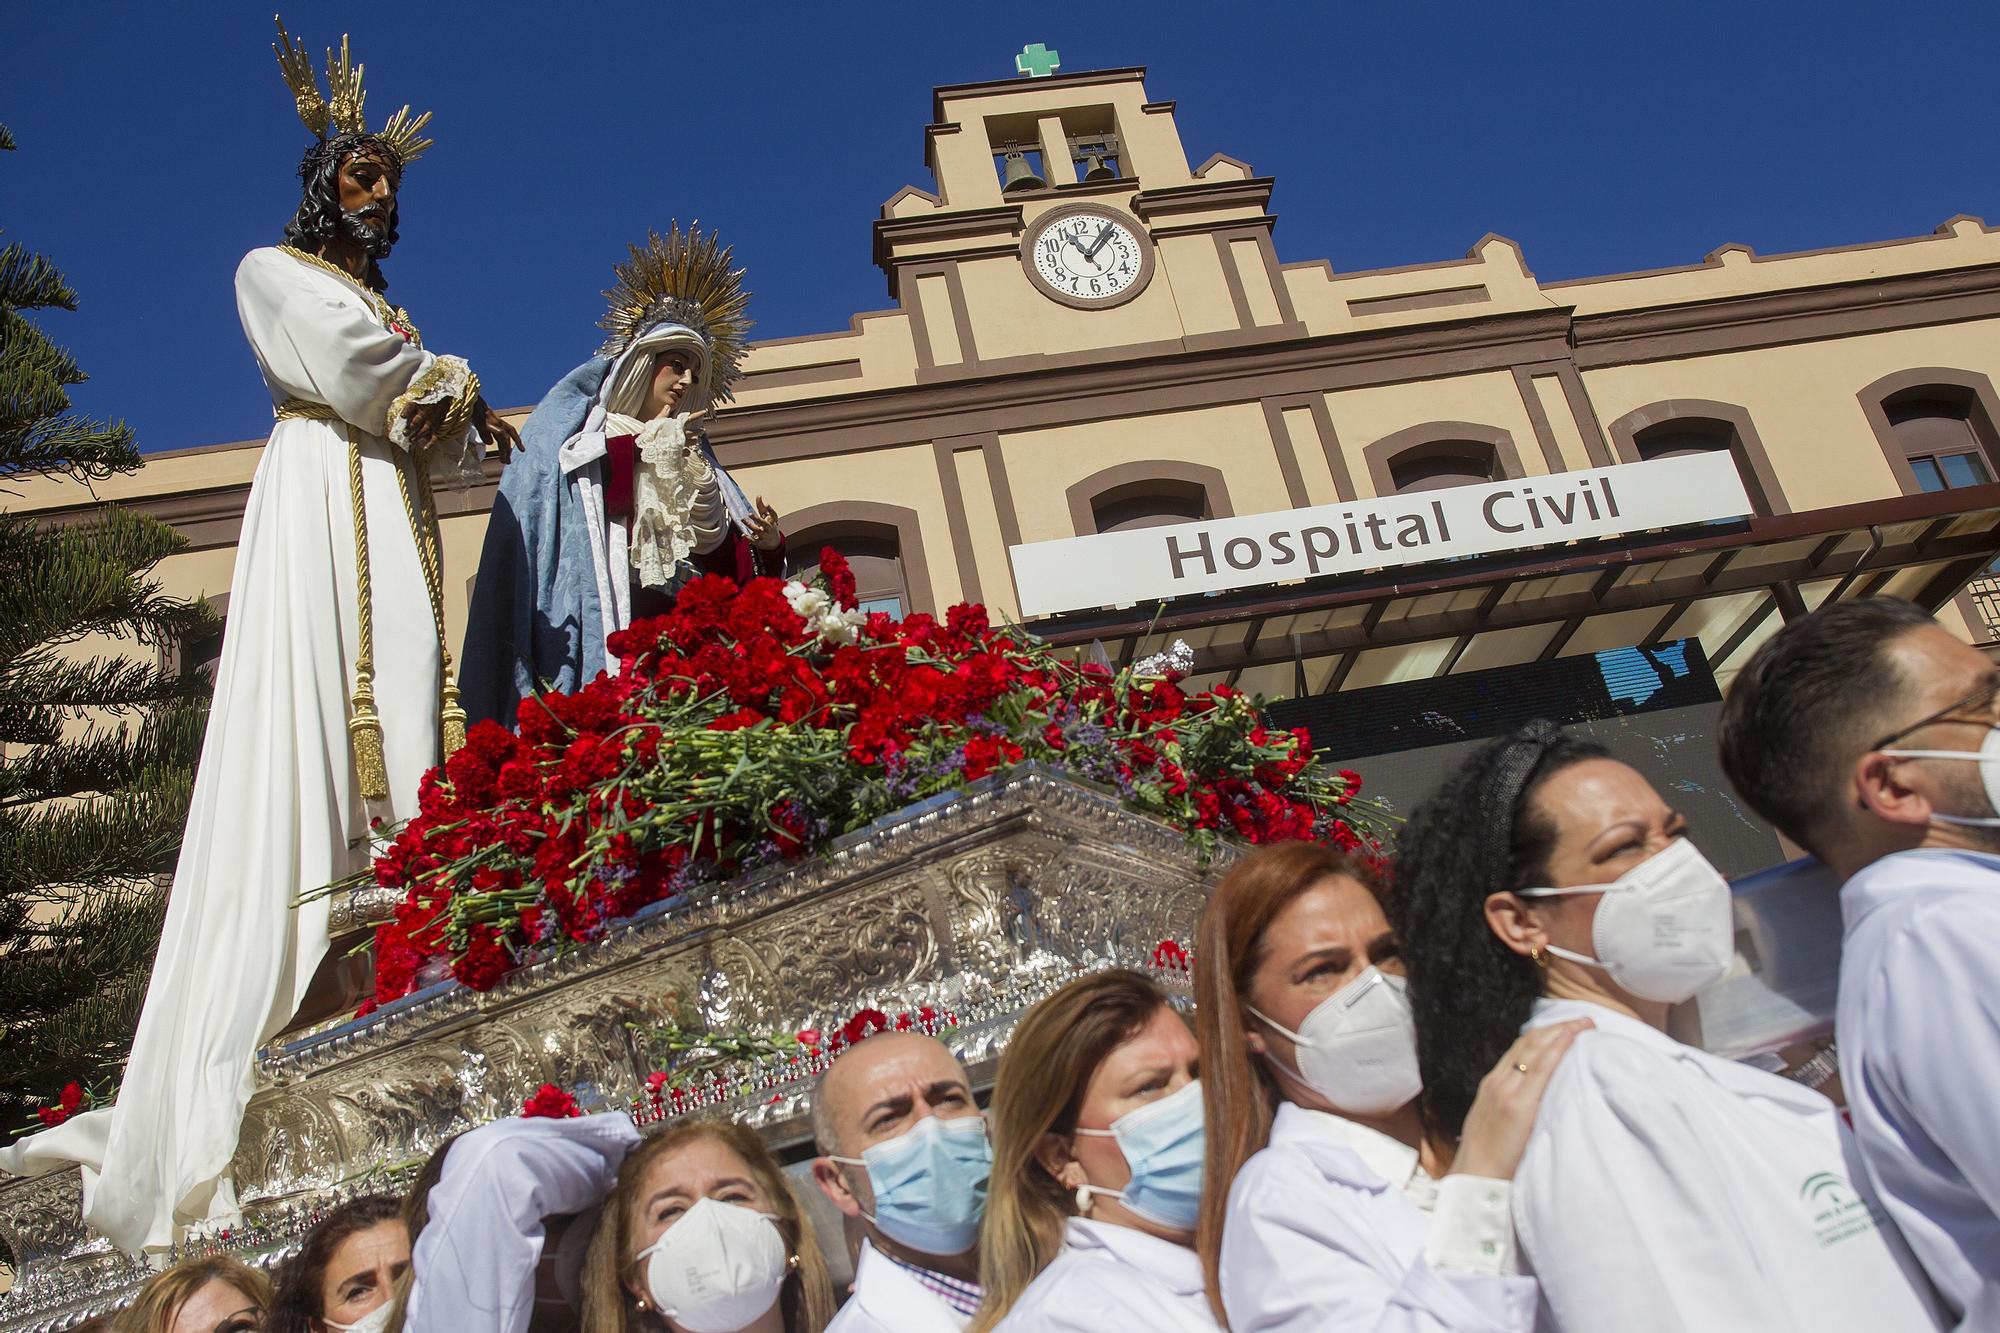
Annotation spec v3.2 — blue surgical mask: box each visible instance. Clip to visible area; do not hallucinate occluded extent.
[831,1113,990,1255]
[1074,1077,1206,1231]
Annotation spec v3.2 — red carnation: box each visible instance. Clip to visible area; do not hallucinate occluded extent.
[817,547,859,610]
[58,1081,84,1112]
[452,926,513,992]
[521,1084,583,1119]
[842,1007,890,1046]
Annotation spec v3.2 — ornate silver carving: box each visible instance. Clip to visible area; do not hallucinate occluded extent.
[0,768,1233,1329]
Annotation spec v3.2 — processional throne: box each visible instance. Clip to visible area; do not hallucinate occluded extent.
[0,768,1234,1330]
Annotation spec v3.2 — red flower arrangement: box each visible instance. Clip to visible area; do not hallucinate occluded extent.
[354,549,1384,1003]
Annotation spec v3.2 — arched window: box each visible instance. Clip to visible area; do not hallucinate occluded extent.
[1386,442,1500,493]
[1066,462,1234,537]
[1859,370,2000,499]
[1889,396,1993,491]
[1091,482,1210,533]
[1363,423,1523,498]
[795,530,908,618]
[1607,401,1786,516]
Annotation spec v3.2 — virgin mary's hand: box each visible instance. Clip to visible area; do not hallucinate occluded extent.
[742,496,784,551]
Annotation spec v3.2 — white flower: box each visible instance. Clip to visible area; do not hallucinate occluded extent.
[784,581,831,619]
[816,608,866,646]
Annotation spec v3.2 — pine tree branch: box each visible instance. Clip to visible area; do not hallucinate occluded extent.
[0,243,77,315]
[0,509,210,663]
[0,778,196,901]
[0,702,208,806]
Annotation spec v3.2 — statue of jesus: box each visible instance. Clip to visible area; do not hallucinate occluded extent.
[0,21,519,1255]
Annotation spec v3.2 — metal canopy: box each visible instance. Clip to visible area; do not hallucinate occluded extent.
[1029,484,2000,693]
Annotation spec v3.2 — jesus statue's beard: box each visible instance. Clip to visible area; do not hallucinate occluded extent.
[339,205,395,260]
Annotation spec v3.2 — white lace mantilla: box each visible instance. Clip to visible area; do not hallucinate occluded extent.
[607,412,726,587]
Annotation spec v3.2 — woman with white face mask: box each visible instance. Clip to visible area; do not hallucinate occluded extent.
[267,1193,409,1333]
[970,969,1215,1332]
[1197,842,1588,1332]
[581,1120,836,1333]
[1391,721,1944,1333]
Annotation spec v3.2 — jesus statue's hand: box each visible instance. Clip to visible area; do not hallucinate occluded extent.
[479,397,523,461]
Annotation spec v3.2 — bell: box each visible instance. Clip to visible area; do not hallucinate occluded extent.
[1001,151,1047,193]
[1080,153,1116,182]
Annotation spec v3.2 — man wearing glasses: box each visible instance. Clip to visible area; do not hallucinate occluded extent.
[1720,597,2000,1328]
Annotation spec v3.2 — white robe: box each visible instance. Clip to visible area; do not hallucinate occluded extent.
[992,1218,1220,1332]
[0,247,452,1254]
[1838,848,2000,1328]
[1218,1102,1536,1332]
[1514,997,1943,1332]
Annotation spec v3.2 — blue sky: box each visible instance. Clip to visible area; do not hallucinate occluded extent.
[8,1,2000,453]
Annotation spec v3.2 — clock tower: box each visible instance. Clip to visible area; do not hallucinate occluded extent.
[871,65,1302,380]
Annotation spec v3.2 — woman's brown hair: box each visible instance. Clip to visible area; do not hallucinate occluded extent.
[579,1118,835,1333]
[114,1255,273,1333]
[967,968,1177,1333]
[1193,841,1382,1327]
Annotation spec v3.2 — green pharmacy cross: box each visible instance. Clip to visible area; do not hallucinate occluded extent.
[1016,43,1061,77]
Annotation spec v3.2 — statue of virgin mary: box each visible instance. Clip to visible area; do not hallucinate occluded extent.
[461,225,784,726]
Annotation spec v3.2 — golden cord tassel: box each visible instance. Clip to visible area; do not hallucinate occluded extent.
[344,427,392,801]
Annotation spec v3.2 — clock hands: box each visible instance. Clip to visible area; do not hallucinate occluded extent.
[1083,223,1117,261]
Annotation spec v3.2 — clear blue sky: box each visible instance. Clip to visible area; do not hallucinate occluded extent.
[9,0,2000,453]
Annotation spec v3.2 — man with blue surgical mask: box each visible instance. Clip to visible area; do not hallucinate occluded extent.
[1723,596,2000,1329]
[811,1031,990,1332]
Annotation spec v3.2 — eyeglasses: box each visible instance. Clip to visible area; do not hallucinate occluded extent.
[1870,672,2000,752]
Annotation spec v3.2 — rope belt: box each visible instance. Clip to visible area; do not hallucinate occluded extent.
[274,398,469,800]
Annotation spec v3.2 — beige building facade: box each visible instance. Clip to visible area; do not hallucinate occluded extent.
[22,65,2000,709]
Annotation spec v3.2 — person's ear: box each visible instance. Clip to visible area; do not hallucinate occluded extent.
[811,1157,864,1220]
[1032,1131,1081,1189]
[1485,891,1548,959]
[1853,751,1936,831]
[1243,1013,1268,1058]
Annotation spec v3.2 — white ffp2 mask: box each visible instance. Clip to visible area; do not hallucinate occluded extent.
[1518,837,1735,1004]
[635,1197,789,1333]
[1248,967,1423,1115]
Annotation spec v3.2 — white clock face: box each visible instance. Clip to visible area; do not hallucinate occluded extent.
[1030,212,1145,303]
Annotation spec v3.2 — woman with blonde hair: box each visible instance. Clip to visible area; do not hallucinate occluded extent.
[582,1118,835,1333]
[115,1254,272,1333]
[1197,841,1588,1331]
[972,968,1216,1333]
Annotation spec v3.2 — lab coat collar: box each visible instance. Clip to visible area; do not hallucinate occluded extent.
[1065,1217,1205,1296]
[1841,847,2000,933]
[1267,1101,1407,1194]
[1528,996,1829,1115]
[850,1239,970,1331]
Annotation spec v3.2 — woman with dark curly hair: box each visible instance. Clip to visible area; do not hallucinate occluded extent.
[268,1194,409,1333]
[1195,841,1587,1331]
[1388,721,1942,1332]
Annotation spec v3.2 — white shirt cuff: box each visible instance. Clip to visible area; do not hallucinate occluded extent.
[1426,1174,1518,1276]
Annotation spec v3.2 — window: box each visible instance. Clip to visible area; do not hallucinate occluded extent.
[1609,401,1784,516]
[1890,397,1991,492]
[1634,421,1733,462]
[1387,443,1499,493]
[1091,489,1208,533]
[799,533,907,618]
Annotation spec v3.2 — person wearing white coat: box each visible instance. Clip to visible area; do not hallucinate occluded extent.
[1393,720,1943,1333]
[810,1032,990,1333]
[1720,597,2000,1327]
[970,970,1218,1333]
[399,1111,639,1333]
[1194,842,1589,1333]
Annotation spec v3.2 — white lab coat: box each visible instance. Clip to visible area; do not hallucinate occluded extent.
[992,1218,1219,1332]
[825,1240,972,1333]
[1219,1102,1537,1332]
[403,1112,641,1333]
[1840,848,2000,1328]
[1515,997,1942,1332]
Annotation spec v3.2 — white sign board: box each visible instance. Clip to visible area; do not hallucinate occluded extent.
[1008,452,1753,619]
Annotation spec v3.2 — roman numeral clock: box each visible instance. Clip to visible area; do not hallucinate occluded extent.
[1021,203,1156,310]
